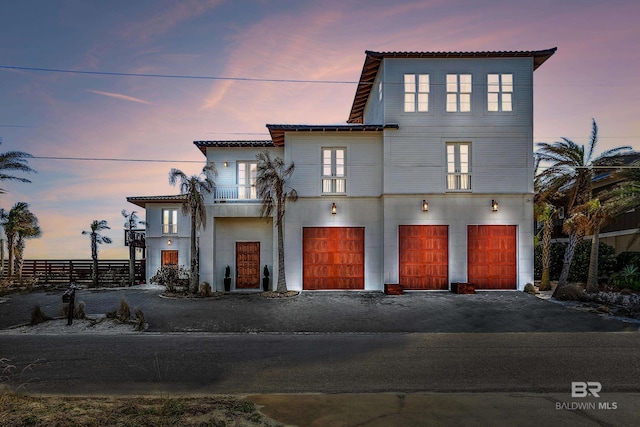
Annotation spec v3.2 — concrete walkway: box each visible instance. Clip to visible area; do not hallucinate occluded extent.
[1,287,638,332]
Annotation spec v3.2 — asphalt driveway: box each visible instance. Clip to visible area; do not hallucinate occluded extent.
[1,287,638,333]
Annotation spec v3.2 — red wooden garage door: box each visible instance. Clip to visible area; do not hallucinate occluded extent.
[467,225,517,289]
[399,225,448,290]
[303,227,364,290]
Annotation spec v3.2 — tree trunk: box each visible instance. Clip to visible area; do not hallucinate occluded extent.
[7,235,14,276]
[190,209,198,294]
[586,222,601,293]
[91,237,98,288]
[276,218,287,293]
[554,230,580,296]
[0,238,4,275]
[540,218,552,291]
[129,240,136,287]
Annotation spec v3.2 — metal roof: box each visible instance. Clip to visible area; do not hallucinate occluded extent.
[347,47,558,124]
[266,124,398,146]
[126,194,186,208]
[193,140,274,155]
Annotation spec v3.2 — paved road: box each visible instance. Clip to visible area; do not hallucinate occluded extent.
[1,332,639,395]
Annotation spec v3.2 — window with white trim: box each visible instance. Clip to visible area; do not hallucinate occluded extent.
[446,74,472,112]
[404,74,429,112]
[237,161,257,199]
[446,142,471,191]
[322,148,346,194]
[162,208,178,234]
[488,73,513,112]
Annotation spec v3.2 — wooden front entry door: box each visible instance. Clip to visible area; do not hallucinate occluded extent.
[161,250,178,266]
[236,242,260,289]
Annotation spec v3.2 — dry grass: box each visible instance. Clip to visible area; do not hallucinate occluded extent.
[0,393,282,427]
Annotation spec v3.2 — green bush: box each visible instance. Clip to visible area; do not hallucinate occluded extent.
[616,251,640,271]
[535,241,617,282]
[150,265,189,293]
[610,264,640,291]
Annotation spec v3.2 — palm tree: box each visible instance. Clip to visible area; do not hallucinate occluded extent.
[14,208,41,279]
[82,220,112,288]
[535,119,634,294]
[0,141,36,193]
[169,164,216,293]
[122,209,146,286]
[255,150,297,293]
[0,202,40,277]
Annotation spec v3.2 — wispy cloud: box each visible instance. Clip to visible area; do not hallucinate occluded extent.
[86,89,154,105]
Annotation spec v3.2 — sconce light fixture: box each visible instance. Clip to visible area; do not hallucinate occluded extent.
[167,239,172,245]
[491,199,499,212]
[331,202,337,215]
[422,199,429,212]
[223,161,228,168]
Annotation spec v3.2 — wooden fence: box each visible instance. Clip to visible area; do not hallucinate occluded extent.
[0,259,146,286]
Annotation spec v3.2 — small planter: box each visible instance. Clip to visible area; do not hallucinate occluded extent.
[262,265,270,292]
[223,265,232,292]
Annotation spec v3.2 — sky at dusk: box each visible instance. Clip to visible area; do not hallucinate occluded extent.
[0,0,639,259]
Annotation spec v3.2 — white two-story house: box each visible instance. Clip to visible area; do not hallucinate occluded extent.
[128,47,557,292]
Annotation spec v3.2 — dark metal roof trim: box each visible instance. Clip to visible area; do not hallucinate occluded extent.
[266,124,398,146]
[126,195,186,208]
[193,140,275,155]
[347,47,557,124]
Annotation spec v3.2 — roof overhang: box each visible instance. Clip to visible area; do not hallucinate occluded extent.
[126,195,186,208]
[347,47,558,124]
[193,140,275,156]
[266,124,399,146]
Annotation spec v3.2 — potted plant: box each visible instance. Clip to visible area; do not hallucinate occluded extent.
[223,265,232,292]
[262,265,270,291]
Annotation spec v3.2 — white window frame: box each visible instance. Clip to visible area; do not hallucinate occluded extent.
[404,74,430,112]
[237,161,257,199]
[321,148,346,195]
[446,74,472,112]
[446,142,471,191]
[162,208,178,234]
[487,73,513,112]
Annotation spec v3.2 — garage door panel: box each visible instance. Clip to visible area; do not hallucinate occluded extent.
[303,227,364,290]
[399,225,449,290]
[468,225,516,289]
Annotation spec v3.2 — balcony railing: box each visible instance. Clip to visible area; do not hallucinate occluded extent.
[213,185,259,202]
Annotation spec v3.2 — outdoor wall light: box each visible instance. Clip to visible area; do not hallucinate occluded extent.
[167,239,172,245]
[331,202,337,215]
[491,199,499,212]
[223,161,228,168]
[422,199,429,212]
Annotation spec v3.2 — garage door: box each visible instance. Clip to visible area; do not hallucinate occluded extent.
[303,227,364,290]
[467,225,516,289]
[399,225,448,290]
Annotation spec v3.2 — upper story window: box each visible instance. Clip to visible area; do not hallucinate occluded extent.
[446,142,471,191]
[162,208,178,234]
[487,74,513,112]
[404,74,429,112]
[322,148,346,194]
[446,74,472,112]
[237,161,257,199]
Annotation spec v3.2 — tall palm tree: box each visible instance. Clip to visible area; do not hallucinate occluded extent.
[82,220,112,288]
[535,119,634,294]
[255,150,297,293]
[0,141,36,193]
[122,209,146,286]
[169,164,216,293]
[14,207,41,279]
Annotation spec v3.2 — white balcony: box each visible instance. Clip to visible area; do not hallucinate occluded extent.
[213,185,260,202]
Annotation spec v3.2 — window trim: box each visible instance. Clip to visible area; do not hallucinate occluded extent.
[487,73,513,113]
[162,208,178,234]
[403,73,430,113]
[445,142,472,192]
[321,147,347,195]
[446,73,472,113]
[237,160,258,199]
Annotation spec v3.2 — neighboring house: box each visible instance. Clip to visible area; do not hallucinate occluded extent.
[128,47,557,291]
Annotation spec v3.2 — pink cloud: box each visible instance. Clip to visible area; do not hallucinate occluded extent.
[86,89,154,105]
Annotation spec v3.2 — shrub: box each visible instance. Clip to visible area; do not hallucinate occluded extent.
[134,309,146,331]
[534,242,567,280]
[119,298,131,323]
[30,305,52,326]
[568,241,617,283]
[150,265,189,293]
[610,264,640,291]
[200,282,212,297]
[616,251,640,271]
